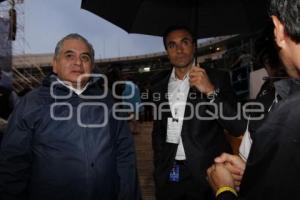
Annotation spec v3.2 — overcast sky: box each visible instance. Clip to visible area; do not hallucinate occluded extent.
[2,0,165,58]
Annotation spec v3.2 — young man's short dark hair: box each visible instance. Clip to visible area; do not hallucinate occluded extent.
[269,0,300,43]
[162,25,196,49]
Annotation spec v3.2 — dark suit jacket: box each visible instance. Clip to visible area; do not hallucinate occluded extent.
[247,80,276,135]
[151,67,246,198]
[217,79,300,200]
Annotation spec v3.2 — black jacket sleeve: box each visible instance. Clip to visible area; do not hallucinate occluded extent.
[216,191,238,200]
[207,69,247,136]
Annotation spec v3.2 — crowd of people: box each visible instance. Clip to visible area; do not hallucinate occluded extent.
[1,0,300,199]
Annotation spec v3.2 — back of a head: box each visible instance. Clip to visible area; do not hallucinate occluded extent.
[269,0,300,43]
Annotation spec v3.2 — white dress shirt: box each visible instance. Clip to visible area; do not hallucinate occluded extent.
[168,68,190,160]
[239,92,279,161]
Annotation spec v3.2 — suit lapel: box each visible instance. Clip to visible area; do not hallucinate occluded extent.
[181,87,208,136]
[155,71,172,120]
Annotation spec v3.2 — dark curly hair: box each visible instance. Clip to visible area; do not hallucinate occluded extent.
[269,0,300,43]
[255,21,287,77]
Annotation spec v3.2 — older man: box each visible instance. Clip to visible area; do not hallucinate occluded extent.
[0,34,140,200]
[207,0,300,199]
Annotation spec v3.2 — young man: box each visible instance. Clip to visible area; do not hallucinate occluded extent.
[0,34,140,200]
[207,0,300,199]
[151,25,246,200]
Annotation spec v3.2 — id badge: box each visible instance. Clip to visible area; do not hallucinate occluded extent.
[169,163,180,182]
[166,117,181,144]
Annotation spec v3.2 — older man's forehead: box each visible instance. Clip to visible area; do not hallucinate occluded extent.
[62,49,91,56]
[61,39,90,52]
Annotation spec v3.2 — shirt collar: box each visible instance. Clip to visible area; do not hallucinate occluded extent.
[56,78,89,95]
[169,68,189,82]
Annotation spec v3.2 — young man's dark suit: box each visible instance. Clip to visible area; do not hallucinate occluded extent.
[152,67,246,199]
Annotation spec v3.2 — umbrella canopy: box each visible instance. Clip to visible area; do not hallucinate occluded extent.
[81,0,269,39]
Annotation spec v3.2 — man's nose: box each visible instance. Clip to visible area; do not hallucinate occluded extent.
[74,56,83,65]
[176,44,183,53]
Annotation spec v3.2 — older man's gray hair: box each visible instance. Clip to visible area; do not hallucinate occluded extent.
[54,33,95,64]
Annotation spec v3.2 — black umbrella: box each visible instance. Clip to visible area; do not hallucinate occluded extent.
[81,0,269,39]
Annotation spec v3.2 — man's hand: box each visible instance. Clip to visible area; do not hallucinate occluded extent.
[214,153,246,190]
[207,163,235,193]
[189,65,215,95]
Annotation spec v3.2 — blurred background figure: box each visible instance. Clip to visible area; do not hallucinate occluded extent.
[106,66,144,134]
[0,68,17,121]
[0,68,18,143]
[122,75,143,134]
[106,64,125,102]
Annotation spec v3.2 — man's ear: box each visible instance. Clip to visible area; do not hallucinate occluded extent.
[272,15,286,49]
[52,58,58,74]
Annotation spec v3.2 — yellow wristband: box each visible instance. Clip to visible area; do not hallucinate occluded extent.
[216,186,238,197]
